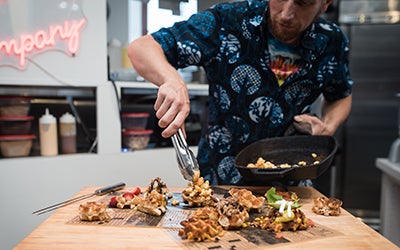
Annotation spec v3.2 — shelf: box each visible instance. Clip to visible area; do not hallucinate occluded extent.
[0,85,95,98]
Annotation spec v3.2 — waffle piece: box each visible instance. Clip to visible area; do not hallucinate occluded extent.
[229,188,265,212]
[178,217,225,242]
[79,201,114,222]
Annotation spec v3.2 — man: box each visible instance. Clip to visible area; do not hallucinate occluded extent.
[128,0,353,185]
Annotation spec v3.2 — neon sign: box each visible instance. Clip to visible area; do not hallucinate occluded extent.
[0,18,86,68]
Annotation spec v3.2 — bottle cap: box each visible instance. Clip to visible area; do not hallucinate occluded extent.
[39,108,56,124]
[60,112,76,123]
[108,38,121,47]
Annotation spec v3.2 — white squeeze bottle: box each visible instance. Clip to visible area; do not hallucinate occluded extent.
[39,108,58,156]
[59,112,76,154]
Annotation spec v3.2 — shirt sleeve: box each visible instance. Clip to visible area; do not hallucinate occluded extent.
[322,28,353,102]
[151,9,221,69]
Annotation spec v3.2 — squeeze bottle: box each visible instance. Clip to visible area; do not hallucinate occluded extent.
[39,108,58,156]
[59,112,77,154]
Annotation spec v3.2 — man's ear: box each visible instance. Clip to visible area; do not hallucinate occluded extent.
[321,0,334,13]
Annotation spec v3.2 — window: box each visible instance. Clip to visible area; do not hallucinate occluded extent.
[147,0,198,33]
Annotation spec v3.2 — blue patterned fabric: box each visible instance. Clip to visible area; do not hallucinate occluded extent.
[151,0,353,185]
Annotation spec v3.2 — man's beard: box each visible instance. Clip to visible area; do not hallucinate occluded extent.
[267,11,319,45]
[268,15,302,45]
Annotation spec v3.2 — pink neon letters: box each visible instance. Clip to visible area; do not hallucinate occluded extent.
[0,18,86,68]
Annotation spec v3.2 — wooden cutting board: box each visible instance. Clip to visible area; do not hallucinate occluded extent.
[15,186,399,250]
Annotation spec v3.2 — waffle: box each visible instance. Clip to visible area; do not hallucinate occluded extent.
[79,201,114,222]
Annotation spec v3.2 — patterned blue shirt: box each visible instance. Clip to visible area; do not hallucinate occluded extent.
[151,0,353,185]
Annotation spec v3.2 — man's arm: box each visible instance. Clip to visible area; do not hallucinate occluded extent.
[294,94,352,136]
[128,35,190,138]
[320,94,352,135]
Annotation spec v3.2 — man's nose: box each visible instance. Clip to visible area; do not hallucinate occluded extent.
[281,1,295,21]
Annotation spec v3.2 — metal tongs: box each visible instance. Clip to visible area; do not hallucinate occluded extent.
[171,128,199,181]
[32,182,126,215]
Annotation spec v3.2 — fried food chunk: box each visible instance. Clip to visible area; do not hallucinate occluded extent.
[248,207,309,233]
[181,170,213,207]
[79,201,114,222]
[247,157,291,169]
[132,177,170,216]
[229,188,265,212]
[191,206,219,220]
[145,177,171,198]
[216,196,249,229]
[312,197,343,216]
[111,177,170,216]
[171,198,180,206]
[275,189,299,202]
[133,189,167,216]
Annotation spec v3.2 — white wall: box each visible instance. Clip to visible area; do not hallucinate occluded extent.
[0,0,108,86]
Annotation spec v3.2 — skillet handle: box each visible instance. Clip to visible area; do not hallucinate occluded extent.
[253,167,294,175]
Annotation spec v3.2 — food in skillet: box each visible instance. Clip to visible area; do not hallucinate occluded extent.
[247,157,291,169]
[246,153,320,169]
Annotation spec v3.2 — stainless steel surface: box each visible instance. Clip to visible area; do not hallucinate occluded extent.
[32,182,126,215]
[388,93,400,163]
[389,138,400,162]
[339,0,400,24]
[376,158,400,246]
[171,128,199,180]
[0,85,95,98]
[336,20,400,214]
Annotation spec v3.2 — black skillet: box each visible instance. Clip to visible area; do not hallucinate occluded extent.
[234,135,338,182]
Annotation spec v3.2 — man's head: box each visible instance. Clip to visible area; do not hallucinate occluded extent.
[268,0,333,45]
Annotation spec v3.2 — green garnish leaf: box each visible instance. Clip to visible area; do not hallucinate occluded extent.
[265,187,302,209]
[265,187,282,203]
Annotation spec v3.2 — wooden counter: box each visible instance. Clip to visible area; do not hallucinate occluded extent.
[15,186,398,250]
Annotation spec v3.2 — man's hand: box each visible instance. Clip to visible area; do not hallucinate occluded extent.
[128,35,191,138]
[293,114,333,136]
[154,80,190,138]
